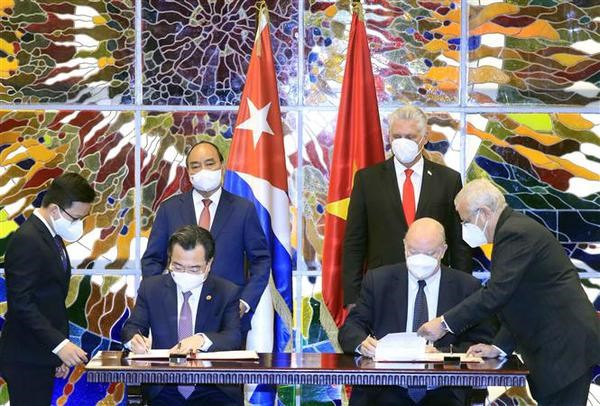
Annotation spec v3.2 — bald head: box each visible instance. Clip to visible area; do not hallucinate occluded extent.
[404,218,447,258]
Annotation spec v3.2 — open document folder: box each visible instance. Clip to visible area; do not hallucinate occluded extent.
[126,350,259,360]
[373,332,482,363]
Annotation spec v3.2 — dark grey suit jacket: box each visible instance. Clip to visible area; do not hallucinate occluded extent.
[444,207,600,398]
[342,157,472,305]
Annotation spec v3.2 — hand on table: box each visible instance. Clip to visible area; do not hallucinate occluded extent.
[57,342,88,367]
[170,334,205,354]
[466,344,501,358]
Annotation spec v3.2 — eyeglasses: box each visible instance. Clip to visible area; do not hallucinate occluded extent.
[168,263,208,274]
[57,204,86,222]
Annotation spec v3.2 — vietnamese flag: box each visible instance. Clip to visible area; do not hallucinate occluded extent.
[322,2,385,327]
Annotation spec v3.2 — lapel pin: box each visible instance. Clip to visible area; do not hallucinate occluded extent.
[206,295,212,301]
[427,170,432,176]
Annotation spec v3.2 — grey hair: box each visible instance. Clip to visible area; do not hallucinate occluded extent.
[455,178,507,215]
[388,106,428,137]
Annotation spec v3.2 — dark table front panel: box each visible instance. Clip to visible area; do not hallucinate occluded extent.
[86,352,528,387]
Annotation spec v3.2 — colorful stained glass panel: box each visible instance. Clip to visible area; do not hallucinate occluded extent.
[142,0,298,105]
[305,0,462,106]
[0,110,137,268]
[466,113,600,272]
[0,1,134,104]
[468,0,600,105]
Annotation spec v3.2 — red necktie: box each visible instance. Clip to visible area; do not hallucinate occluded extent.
[198,198,211,230]
[403,168,415,226]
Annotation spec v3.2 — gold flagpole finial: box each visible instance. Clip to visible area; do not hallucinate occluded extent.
[254,0,269,56]
[352,0,365,21]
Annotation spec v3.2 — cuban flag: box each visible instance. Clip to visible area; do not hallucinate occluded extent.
[224,1,293,403]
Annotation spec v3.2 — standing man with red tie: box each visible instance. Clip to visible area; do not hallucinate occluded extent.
[142,141,270,332]
[0,173,96,405]
[342,106,472,309]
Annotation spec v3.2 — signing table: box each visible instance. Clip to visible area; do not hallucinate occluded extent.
[86,351,527,388]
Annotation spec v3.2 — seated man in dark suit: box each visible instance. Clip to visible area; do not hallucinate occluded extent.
[122,225,242,405]
[339,218,496,406]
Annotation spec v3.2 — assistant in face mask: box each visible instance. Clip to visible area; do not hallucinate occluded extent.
[50,204,87,242]
[461,209,489,248]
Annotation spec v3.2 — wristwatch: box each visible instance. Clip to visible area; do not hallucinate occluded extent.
[440,318,450,332]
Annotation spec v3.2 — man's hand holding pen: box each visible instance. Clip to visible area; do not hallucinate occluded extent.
[359,335,378,358]
[130,332,151,354]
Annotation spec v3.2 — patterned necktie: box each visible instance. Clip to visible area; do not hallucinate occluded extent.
[178,291,194,399]
[408,280,429,403]
[53,235,68,271]
[412,279,428,332]
[198,198,211,230]
[403,168,415,226]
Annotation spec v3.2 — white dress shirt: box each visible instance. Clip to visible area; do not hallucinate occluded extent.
[192,187,221,230]
[393,156,424,208]
[405,268,441,332]
[32,210,70,355]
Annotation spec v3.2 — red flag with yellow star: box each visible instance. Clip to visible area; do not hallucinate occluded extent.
[322,2,385,327]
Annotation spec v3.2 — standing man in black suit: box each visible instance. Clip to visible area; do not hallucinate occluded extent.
[0,173,96,405]
[339,218,495,405]
[418,179,600,406]
[123,225,242,405]
[343,106,471,308]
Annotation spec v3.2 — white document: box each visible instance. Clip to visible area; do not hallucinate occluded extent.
[374,332,427,361]
[373,332,482,362]
[127,350,259,360]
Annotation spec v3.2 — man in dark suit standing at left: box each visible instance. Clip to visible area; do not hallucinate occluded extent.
[142,141,270,330]
[339,218,495,405]
[0,173,96,405]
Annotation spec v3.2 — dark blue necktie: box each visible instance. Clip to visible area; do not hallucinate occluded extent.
[53,235,68,271]
[412,279,428,332]
[408,280,429,403]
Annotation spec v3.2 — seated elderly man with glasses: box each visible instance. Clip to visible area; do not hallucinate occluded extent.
[122,225,242,406]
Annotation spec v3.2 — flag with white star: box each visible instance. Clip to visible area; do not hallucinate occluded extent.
[224,1,292,403]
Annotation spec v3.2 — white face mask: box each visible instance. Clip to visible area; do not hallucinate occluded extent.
[171,271,207,292]
[189,169,222,192]
[462,210,489,248]
[50,211,84,242]
[391,137,422,164]
[406,253,439,280]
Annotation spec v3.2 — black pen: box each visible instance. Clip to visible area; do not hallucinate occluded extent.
[137,329,149,353]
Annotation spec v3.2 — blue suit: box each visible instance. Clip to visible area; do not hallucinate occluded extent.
[142,189,271,315]
[121,273,242,403]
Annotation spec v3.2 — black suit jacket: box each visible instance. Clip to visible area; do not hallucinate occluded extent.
[444,207,600,398]
[339,264,495,355]
[342,158,472,305]
[0,215,71,367]
[121,273,242,401]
